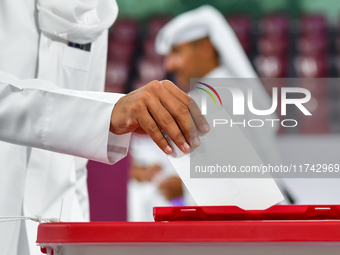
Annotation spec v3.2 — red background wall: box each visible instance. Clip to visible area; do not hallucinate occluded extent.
[87,156,130,221]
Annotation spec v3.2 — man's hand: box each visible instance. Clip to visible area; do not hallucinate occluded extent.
[110,80,210,154]
[129,163,161,182]
[158,176,183,201]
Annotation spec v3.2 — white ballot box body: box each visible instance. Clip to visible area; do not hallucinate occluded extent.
[37,220,340,255]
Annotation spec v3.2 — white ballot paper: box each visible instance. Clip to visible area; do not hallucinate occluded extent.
[167,109,284,210]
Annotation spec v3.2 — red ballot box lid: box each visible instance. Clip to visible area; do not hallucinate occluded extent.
[153,205,340,221]
[37,221,340,245]
[37,220,340,244]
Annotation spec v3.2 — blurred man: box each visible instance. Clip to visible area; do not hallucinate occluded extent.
[126,6,286,218]
[155,5,281,166]
[160,36,220,92]
[156,5,340,206]
[156,5,258,85]
[156,5,289,205]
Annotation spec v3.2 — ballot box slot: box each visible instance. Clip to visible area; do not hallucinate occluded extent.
[314,207,331,210]
[153,205,340,221]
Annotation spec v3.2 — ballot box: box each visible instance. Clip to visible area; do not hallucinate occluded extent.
[37,205,340,255]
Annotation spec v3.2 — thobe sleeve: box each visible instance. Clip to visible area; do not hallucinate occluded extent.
[0,70,131,164]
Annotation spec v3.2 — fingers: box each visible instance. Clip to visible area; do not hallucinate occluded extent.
[147,85,191,153]
[138,111,173,154]
[161,80,210,132]
[110,79,210,155]
[190,115,200,147]
[160,80,210,147]
[189,97,210,133]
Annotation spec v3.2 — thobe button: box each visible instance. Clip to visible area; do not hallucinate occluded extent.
[47,38,52,47]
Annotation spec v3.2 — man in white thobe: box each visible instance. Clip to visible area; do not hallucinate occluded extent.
[0,1,208,254]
